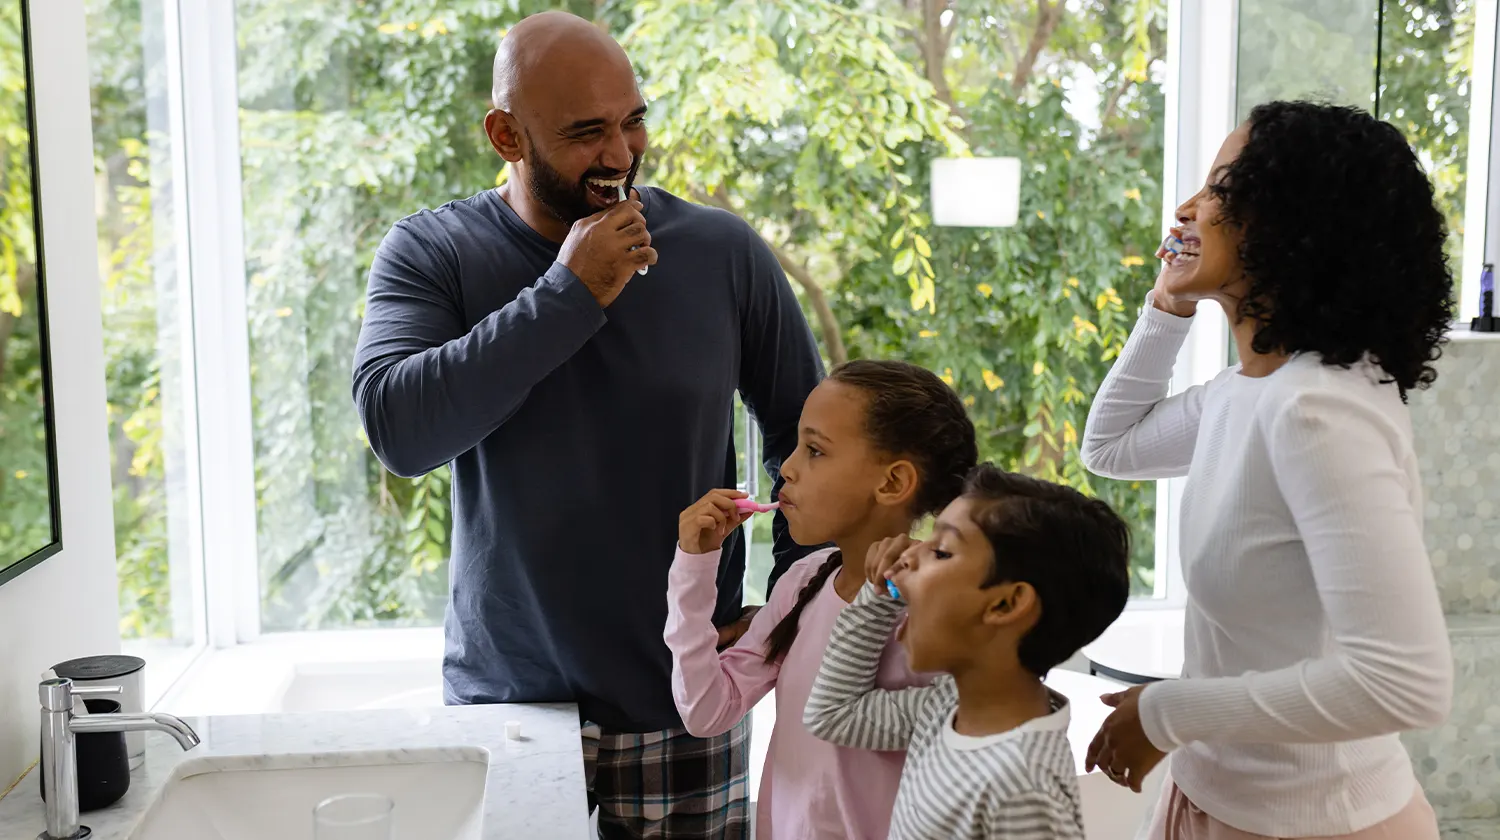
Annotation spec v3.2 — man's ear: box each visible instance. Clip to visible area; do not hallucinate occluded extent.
[485,110,524,163]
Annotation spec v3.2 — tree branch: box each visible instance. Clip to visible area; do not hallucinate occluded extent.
[766,241,849,367]
[1099,73,1132,126]
[690,187,848,366]
[1011,0,1063,94]
[919,0,964,123]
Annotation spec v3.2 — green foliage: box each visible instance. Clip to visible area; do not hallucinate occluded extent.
[74,0,1476,632]
[1377,0,1475,271]
[0,2,56,569]
[1237,0,1383,117]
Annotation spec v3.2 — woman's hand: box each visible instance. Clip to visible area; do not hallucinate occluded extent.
[678,489,752,555]
[1085,685,1168,792]
[865,535,919,587]
[1151,235,1200,318]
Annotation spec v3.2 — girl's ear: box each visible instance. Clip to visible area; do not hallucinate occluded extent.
[875,459,919,510]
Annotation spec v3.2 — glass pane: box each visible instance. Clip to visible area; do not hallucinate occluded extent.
[234,0,1168,623]
[735,399,775,607]
[234,2,461,631]
[1377,1,1477,282]
[0,0,60,575]
[1237,0,1381,119]
[86,0,205,664]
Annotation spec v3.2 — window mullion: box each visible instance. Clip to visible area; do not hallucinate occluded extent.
[176,0,260,645]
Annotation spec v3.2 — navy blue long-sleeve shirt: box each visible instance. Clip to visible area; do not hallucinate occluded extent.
[352,186,825,731]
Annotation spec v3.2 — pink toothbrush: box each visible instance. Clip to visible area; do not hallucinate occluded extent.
[734,499,781,514]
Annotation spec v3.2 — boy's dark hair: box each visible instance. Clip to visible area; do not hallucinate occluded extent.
[963,464,1131,677]
[763,360,979,663]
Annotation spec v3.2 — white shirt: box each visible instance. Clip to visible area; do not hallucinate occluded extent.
[1080,301,1452,837]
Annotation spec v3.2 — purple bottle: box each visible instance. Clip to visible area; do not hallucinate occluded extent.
[1475,263,1497,333]
[1482,263,1494,318]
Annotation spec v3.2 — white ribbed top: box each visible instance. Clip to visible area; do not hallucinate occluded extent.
[1080,301,1453,837]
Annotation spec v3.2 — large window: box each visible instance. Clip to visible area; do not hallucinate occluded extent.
[1237,0,1381,117]
[1227,0,1480,363]
[231,1,486,630]
[225,0,1168,628]
[1237,0,1477,275]
[1378,1,1479,281]
[87,0,206,685]
[82,0,1500,646]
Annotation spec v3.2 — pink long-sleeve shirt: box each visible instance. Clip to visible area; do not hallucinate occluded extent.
[664,546,929,839]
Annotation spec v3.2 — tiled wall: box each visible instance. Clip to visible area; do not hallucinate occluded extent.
[1403,334,1500,839]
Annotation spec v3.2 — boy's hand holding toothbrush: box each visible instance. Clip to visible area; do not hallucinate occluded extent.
[866,535,920,600]
[557,197,657,308]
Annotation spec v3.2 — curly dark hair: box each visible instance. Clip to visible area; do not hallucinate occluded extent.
[1214,101,1454,397]
[762,359,978,663]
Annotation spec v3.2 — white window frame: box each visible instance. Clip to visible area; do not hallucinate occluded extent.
[174,0,262,646]
[1136,0,1236,610]
[1465,0,1500,321]
[119,0,214,705]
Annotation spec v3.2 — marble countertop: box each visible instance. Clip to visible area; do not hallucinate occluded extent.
[0,703,588,840]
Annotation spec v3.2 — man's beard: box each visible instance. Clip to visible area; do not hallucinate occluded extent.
[525,147,639,226]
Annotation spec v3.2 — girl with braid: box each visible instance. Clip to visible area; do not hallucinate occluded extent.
[663,360,979,839]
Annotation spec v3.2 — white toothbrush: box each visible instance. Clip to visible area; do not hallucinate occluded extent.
[620,185,648,276]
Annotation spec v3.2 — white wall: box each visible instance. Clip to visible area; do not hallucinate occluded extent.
[0,0,118,790]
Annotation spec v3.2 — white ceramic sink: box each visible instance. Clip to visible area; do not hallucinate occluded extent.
[128,748,488,840]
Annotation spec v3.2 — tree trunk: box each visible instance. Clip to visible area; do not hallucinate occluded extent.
[765,242,849,366]
[918,0,962,120]
[1100,74,1132,126]
[1012,0,1063,94]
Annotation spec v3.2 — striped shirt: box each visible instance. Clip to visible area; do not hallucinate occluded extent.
[803,583,1085,840]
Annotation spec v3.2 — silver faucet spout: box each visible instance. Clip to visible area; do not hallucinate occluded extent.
[37,677,199,840]
[71,712,201,750]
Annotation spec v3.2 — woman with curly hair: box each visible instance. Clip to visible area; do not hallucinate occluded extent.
[1079,101,1454,840]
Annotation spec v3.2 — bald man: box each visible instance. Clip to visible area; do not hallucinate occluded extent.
[352,11,823,838]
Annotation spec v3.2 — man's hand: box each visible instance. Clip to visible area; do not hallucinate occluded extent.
[716,606,761,650]
[678,489,753,556]
[558,199,657,308]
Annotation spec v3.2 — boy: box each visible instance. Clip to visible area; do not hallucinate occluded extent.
[803,464,1131,838]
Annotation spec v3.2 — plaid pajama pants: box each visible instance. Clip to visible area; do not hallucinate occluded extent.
[582,716,751,840]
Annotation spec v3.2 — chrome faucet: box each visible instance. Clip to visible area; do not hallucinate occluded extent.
[37,677,200,840]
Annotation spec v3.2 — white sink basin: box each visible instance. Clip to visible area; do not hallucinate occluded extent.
[128,748,488,840]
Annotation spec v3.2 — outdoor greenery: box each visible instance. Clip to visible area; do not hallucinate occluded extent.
[61,0,1469,637]
[1237,0,1474,265]
[1378,0,1476,270]
[0,1,56,572]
